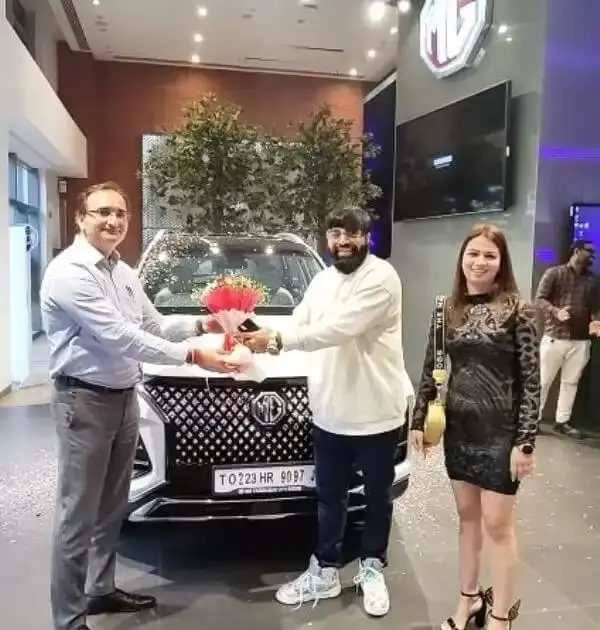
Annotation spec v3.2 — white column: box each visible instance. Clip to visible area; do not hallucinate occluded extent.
[0,126,12,392]
[0,2,12,391]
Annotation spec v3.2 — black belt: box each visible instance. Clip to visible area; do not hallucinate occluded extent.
[54,374,134,394]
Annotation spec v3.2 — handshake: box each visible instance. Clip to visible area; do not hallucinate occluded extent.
[185,317,277,374]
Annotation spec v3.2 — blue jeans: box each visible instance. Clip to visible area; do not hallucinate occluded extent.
[312,425,399,568]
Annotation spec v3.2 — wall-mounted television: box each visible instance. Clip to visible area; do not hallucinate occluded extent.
[394,81,512,221]
[570,203,600,274]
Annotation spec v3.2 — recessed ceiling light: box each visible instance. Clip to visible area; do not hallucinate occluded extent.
[92,0,100,5]
[367,1,387,23]
[505,36,513,42]
[367,49,377,59]
[193,33,203,43]
[349,68,358,76]
[191,54,201,63]
[397,0,411,13]
[390,26,398,35]
[498,24,508,34]
[197,6,208,17]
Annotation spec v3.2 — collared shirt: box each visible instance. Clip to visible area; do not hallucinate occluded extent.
[535,263,600,340]
[40,237,196,388]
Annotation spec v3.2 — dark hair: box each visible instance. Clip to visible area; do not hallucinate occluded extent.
[325,206,372,235]
[568,239,593,257]
[449,223,519,324]
[76,181,129,218]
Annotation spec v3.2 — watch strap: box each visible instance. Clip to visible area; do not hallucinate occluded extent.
[195,318,206,335]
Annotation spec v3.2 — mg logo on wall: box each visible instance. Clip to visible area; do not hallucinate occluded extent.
[420,0,494,79]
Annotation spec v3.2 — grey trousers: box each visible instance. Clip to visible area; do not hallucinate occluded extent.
[50,383,139,630]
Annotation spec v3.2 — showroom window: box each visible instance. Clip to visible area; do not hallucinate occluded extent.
[8,154,43,337]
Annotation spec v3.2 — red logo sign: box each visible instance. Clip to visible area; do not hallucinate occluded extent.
[420,0,493,78]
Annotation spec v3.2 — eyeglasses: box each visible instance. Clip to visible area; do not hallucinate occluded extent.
[326,228,364,241]
[87,207,130,220]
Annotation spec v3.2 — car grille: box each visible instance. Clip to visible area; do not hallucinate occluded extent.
[142,377,313,470]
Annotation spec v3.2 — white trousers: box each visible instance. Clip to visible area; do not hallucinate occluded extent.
[539,335,591,425]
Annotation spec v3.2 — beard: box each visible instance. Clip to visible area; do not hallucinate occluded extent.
[331,243,369,274]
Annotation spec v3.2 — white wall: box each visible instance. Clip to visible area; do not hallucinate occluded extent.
[4,17,86,177]
[0,0,9,392]
[1,7,88,391]
[0,119,10,394]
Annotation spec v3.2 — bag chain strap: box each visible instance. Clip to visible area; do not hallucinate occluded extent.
[432,295,447,395]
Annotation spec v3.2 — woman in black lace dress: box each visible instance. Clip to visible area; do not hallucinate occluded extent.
[410,224,540,630]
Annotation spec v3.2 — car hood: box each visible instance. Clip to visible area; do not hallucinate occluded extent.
[142,315,310,380]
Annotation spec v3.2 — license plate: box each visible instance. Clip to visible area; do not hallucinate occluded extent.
[213,464,316,495]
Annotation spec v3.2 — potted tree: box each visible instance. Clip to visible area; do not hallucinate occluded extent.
[143,95,381,248]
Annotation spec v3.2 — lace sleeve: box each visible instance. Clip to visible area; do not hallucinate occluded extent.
[412,310,437,431]
[514,301,541,446]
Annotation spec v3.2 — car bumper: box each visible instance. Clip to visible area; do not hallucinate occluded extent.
[127,458,411,522]
[129,381,412,523]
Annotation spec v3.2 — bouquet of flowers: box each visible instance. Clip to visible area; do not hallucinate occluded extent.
[201,273,267,381]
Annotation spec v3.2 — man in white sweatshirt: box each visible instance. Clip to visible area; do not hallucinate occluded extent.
[239,207,409,618]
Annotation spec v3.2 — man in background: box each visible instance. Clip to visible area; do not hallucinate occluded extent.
[41,181,238,630]
[535,239,600,438]
[239,207,412,618]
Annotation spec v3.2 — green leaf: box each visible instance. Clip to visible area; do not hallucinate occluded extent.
[143,94,382,243]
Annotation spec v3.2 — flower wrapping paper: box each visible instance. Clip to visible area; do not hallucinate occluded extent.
[201,274,267,382]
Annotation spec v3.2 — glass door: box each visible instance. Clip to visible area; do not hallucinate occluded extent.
[8,155,42,337]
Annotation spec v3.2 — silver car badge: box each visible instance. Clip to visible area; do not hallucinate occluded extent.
[250,392,287,428]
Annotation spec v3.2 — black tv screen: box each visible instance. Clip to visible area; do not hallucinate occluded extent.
[394,81,512,221]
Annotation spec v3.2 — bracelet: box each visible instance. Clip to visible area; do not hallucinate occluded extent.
[186,349,203,365]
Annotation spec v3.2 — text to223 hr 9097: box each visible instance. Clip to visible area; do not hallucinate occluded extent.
[213,464,316,494]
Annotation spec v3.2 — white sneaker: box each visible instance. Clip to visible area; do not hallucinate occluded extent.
[353,558,390,617]
[275,555,342,608]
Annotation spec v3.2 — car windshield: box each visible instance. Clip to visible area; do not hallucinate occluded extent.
[138,233,323,313]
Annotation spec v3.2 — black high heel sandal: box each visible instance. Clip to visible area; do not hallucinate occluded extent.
[484,587,521,628]
[488,611,520,628]
[441,590,488,630]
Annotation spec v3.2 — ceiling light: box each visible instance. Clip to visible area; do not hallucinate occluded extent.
[505,36,513,42]
[197,6,208,17]
[397,0,411,13]
[92,0,100,5]
[193,33,203,43]
[367,1,387,23]
[349,68,358,77]
[367,49,377,59]
[498,24,508,34]
[390,26,398,35]
[191,54,200,63]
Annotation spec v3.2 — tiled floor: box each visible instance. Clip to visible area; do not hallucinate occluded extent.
[1,342,600,628]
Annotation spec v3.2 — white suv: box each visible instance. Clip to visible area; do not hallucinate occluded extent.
[127,230,413,522]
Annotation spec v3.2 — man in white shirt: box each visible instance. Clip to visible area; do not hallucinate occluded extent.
[239,207,409,618]
[41,181,238,630]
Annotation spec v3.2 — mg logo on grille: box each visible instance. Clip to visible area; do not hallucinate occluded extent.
[250,392,287,428]
[420,0,493,79]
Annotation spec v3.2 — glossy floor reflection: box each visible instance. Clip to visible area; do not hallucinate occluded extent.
[2,401,600,629]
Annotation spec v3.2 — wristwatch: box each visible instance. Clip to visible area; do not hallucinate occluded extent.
[267,331,282,355]
[194,318,206,336]
[519,443,534,455]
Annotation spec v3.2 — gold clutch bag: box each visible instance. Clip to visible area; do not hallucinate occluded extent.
[423,296,447,447]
